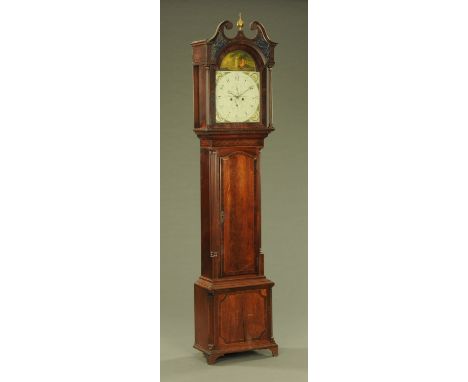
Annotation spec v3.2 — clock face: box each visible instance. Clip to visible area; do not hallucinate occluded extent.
[215,71,260,123]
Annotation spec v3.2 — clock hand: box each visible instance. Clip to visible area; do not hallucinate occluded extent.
[228,91,239,98]
[238,86,254,97]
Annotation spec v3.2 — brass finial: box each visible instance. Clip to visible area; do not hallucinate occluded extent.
[236,12,244,31]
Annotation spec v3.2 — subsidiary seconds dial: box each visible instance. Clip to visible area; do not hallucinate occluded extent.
[215,71,260,123]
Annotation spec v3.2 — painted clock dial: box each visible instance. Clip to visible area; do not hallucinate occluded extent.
[215,71,260,123]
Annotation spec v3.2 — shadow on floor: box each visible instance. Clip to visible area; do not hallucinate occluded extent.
[161,347,307,381]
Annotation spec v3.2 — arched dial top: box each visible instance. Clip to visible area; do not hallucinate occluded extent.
[220,50,256,71]
[205,19,277,67]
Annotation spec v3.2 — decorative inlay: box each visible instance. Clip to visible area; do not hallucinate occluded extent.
[208,20,233,62]
[250,20,277,65]
[253,34,270,60]
[211,32,229,61]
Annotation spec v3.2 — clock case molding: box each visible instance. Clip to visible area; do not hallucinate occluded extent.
[192,19,278,365]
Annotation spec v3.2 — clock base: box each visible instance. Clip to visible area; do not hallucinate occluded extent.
[194,277,278,365]
[194,341,279,365]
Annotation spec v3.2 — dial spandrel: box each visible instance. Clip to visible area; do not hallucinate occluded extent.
[215,70,260,123]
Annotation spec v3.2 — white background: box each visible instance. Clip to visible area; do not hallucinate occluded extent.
[310,0,468,381]
[0,1,160,381]
[1,0,468,381]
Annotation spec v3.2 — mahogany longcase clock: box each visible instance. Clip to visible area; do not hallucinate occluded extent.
[192,15,278,365]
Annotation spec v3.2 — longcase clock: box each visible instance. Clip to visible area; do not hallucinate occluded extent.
[192,14,278,365]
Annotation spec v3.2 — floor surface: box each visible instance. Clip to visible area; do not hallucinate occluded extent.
[161,346,308,382]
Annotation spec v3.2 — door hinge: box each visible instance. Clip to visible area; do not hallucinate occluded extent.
[210,251,218,258]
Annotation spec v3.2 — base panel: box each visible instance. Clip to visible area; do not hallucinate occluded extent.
[194,277,278,365]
